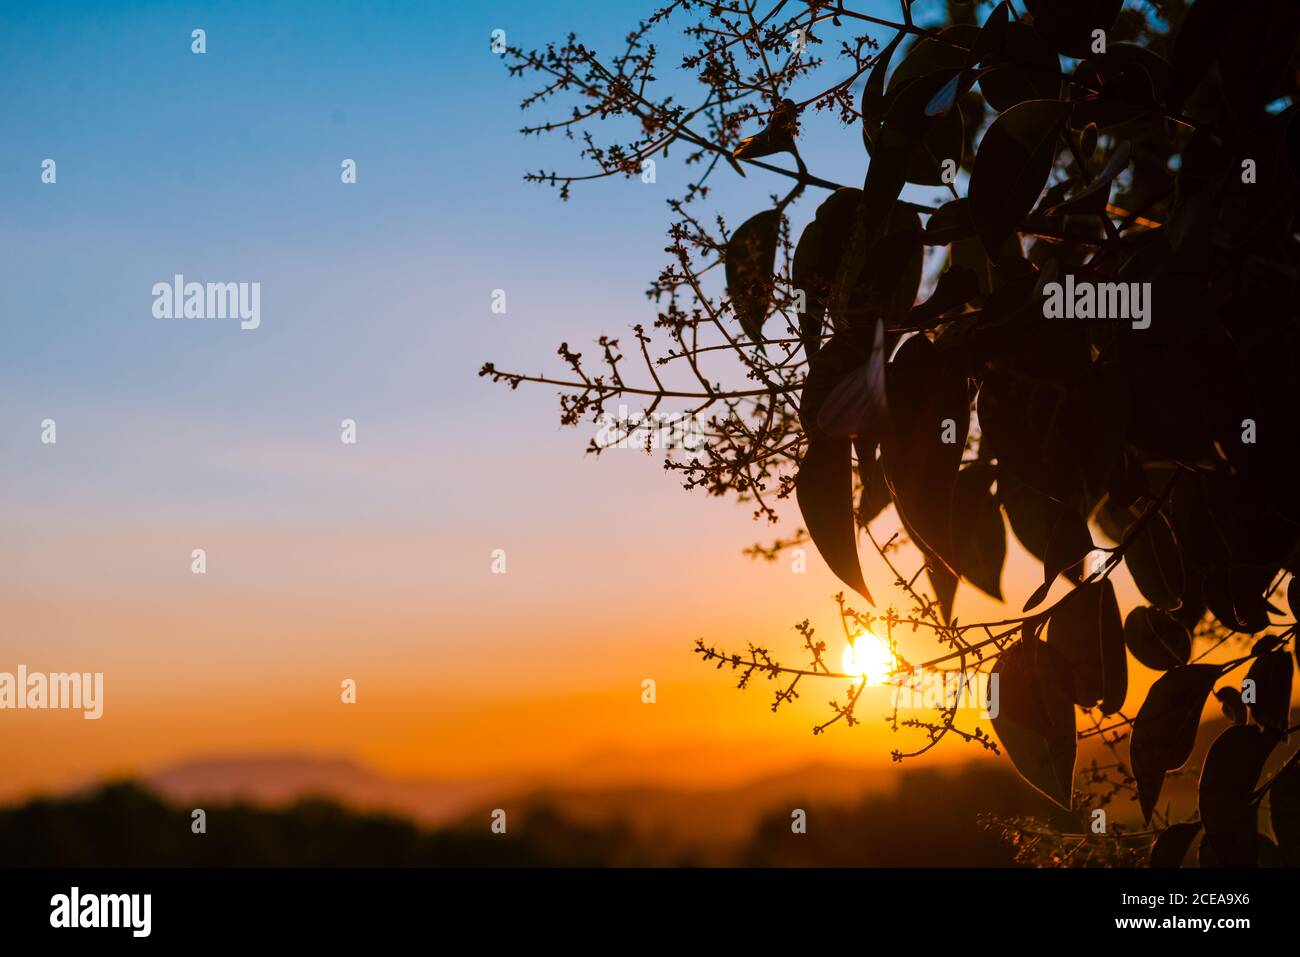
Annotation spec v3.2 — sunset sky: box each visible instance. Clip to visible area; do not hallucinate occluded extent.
[0,0,1213,802]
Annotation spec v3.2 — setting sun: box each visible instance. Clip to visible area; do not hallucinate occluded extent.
[840,631,898,686]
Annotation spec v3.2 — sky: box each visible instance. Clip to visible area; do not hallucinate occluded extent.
[0,0,1170,799]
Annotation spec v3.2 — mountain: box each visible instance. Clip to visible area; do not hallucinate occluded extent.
[146,755,507,826]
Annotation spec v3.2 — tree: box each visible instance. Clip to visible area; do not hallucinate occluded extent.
[483,0,1300,867]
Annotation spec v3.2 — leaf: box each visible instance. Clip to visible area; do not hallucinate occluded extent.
[800,328,872,436]
[923,198,976,246]
[978,21,1062,111]
[852,209,924,329]
[1024,0,1123,59]
[860,31,905,151]
[795,436,872,604]
[732,99,798,160]
[925,72,965,118]
[725,209,780,345]
[1215,687,1247,725]
[907,265,979,326]
[817,320,888,440]
[1131,664,1221,823]
[1148,821,1201,868]
[792,188,862,358]
[856,444,891,526]
[928,559,958,624]
[997,471,1092,608]
[1123,606,1192,671]
[950,463,1006,600]
[928,0,1010,119]
[1270,761,1300,867]
[1042,505,1094,590]
[1244,649,1293,735]
[1199,724,1277,867]
[1080,122,1098,161]
[1044,140,1132,216]
[1204,566,1272,634]
[977,362,1091,506]
[969,99,1071,257]
[1124,510,1185,611]
[862,28,973,187]
[880,334,968,574]
[1046,579,1127,714]
[1170,0,1234,109]
[886,26,979,94]
[990,636,1078,809]
[881,69,967,186]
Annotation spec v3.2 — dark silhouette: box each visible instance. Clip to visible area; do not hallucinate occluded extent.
[486,0,1300,866]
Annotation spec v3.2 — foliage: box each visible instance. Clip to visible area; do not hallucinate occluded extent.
[485,0,1300,866]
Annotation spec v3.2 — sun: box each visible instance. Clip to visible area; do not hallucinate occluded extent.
[841,630,897,686]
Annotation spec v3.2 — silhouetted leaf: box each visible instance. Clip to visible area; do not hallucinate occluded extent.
[886,26,979,93]
[1148,821,1201,868]
[792,188,862,357]
[860,31,906,152]
[1125,511,1185,611]
[928,559,958,624]
[1199,724,1277,867]
[978,20,1062,111]
[1024,0,1123,59]
[970,99,1071,257]
[1044,140,1132,216]
[1270,761,1300,867]
[1042,506,1094,592]
[990,636,1077,808]
[923,198,976,246]
[1123,606,1191,671]
[857,444,891,526]
[1070,52,1160,129]
[908,265,980,326]
[1047,580,1126,714]
[1204,566,1272,634]
[881,334,968,574]
[795,436,872,604]
[1131,664,1221,823]
[1170,0,1233,109]
[1216,686,1247,725]
[950,462,1005,600]
[882,69,967,186]
[733,99,798,160]
[853,209,924,328]
[725,209,780,345]
[1244,650,1293,735]
[997,471,1091,606]
[818,320,888,439]
[1080,122,1098,160]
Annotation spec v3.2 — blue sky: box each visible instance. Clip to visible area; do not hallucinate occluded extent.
[0,0,938,537]
[0,0,970,686]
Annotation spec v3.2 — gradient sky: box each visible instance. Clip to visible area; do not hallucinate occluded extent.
[0,0,1178,799]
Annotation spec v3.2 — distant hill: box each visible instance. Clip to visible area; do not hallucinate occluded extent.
[139,753,907,851]
[0,764,1068,867]
[4,714,1273,866]
[146,755,506,826]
